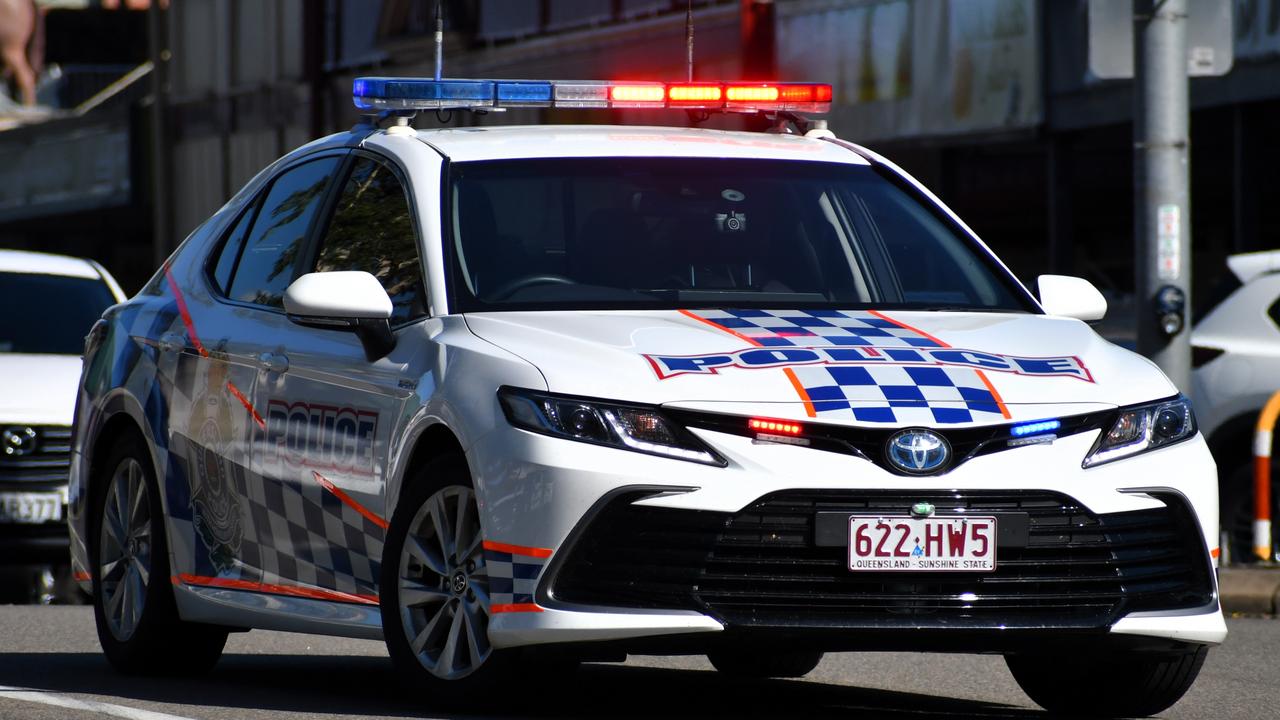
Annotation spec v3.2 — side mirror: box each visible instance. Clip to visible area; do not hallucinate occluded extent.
[283,271,397,361]
[1037,274,1107,322]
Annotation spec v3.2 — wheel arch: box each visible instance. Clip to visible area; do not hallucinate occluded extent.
[387,421,469,515]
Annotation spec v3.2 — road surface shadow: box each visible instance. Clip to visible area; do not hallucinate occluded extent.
[0,651,1054,719]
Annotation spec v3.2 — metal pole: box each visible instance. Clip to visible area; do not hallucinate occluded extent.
[147,0,173,269]
[1133,0,1191,392]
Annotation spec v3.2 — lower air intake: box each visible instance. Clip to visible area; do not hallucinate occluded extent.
[548,490,1215,630]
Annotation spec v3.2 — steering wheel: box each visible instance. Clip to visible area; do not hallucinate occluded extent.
[488,274,578,300]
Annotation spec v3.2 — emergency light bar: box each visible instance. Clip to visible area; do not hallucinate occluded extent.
[353,78,832,113]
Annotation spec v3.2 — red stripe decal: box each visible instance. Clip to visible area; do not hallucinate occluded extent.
[175,574,379,606]
[163,268,208,358]
[482,540,554,558]
[311,471,389,530]
[489,603,544,614]
[73,570,91,582]
[225,381,266,430]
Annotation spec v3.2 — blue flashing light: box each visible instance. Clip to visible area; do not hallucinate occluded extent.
[497,81,554,104]
[1010,419,1062,437]
[354,78,494,110]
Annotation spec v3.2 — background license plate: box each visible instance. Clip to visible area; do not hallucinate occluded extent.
[0,492,65,524]
[848,516,997,572]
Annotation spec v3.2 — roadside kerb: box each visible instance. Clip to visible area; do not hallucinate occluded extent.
[1219,566,1280,615]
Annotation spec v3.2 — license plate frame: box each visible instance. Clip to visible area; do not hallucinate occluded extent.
[0,490,66,524]
[847,515,997,572]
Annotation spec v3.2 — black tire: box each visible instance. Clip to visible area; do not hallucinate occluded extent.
[707,649,824,678]
[380,454,517,697]
[90,434,228,675]
[1005,645,1208,717]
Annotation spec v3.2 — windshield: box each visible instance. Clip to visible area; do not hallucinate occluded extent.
[447,158,1034,313]
[0,272,116,354]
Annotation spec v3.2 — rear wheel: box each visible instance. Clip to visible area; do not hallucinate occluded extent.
[1005,645,1208,717]
[91,435,227,675]
[707,649,824,679]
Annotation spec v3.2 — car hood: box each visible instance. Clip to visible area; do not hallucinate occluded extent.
[0,353,82,426]
[464,309,1175,425]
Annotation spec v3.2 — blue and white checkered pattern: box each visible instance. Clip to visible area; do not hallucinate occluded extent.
[687,309,1006,425]
[788,364,1003,424]
[691,309,943,349]
[483,548,545,607]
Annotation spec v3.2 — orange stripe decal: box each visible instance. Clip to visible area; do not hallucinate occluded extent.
[1210,547,1221,559]
[974,370,1012,419]
[163,267,208,358]
[871,309,1012,418]
[490,603,544,614]
[677,309,763,347]
[312,471,389,530]
[175,573,379,605]
[225,381,266,430]
[73,570,91,582]
[482,540,554,558]
[866,309,950,348]
[783,368,817,418]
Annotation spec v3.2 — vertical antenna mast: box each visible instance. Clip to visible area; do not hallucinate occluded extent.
[434,0,444,81]
[686,0,694,82]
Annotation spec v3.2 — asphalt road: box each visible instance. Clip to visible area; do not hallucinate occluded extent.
[0,606,1275,720]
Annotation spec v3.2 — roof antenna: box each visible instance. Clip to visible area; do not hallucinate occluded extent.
[433,0,444,82]
[686,0,696,80]
[685,0,694,82]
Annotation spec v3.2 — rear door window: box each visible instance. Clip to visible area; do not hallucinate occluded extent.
[225,157,341,308]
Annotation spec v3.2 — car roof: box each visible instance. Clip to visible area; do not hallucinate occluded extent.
[406,124,871,165]
[0,248,104,279]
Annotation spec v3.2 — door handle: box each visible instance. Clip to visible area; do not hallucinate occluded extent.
[258,352,290,374]
[159,332,185,353]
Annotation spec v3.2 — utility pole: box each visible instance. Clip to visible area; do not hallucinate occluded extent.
[1133,0,1191,392]
[147,0,173,269]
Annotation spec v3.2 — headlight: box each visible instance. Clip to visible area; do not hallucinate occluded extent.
[1082,396,1196,468]
[497,387,725,466]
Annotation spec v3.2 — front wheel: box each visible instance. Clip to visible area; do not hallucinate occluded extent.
[1005,645,1208,717]
[91,436,227,675]
[381,456,514,693]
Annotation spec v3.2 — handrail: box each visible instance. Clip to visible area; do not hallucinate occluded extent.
[1253,391,1280,561]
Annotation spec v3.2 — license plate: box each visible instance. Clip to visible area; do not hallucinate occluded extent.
[0,491,65,524]
[848,515,997,572]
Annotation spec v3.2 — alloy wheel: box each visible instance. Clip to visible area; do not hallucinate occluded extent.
[397,485,491,680]
[98,457,152,641]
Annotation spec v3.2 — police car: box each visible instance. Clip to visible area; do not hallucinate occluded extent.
[68,77,1222,717]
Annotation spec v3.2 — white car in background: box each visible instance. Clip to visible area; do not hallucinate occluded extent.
[0,249,125,601]
[1192,249,1280,561]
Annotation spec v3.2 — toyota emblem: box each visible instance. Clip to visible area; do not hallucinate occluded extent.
[886,428,950,474]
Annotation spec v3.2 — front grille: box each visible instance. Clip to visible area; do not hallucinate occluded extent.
[0,426,73,484]
[549,490,1215,629]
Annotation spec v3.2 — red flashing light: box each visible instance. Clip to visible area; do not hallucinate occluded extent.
[725,85,779,102]
[610,84,665,103]
[749,418,803,435]
[667,84,723,104]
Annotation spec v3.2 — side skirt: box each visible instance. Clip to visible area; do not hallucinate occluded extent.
[172,579,384,640]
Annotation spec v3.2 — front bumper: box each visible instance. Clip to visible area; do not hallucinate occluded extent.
[469,422,1225,650]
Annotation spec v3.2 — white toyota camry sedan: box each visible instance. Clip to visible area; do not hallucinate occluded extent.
[68,78,1222,717]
